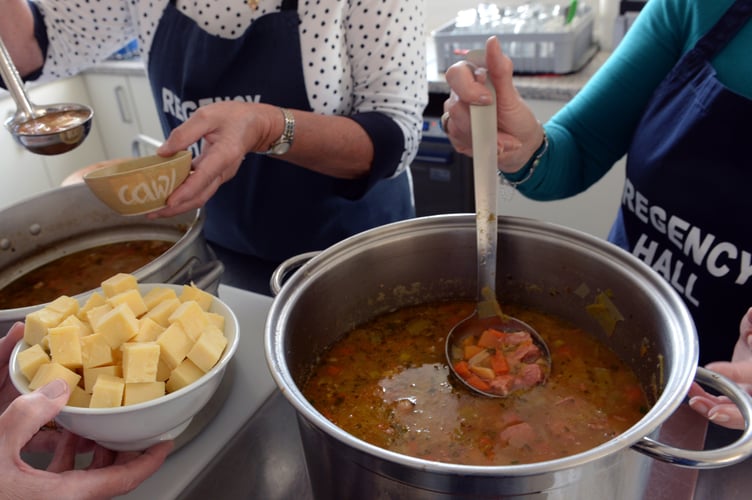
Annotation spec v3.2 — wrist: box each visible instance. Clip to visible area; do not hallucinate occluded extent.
[499,128,548,188]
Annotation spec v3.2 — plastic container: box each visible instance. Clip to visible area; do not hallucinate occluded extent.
[433,4,597,74]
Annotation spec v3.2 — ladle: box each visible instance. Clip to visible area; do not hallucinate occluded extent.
[445,57,551,398]
[0,35,93,155]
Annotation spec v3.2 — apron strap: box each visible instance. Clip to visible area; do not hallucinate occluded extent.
[691,0,752,61]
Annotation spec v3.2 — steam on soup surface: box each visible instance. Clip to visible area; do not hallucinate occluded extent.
[302,300,649,466]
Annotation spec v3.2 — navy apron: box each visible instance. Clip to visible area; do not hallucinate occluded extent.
[608,0,752,364]
[146,0,413,265]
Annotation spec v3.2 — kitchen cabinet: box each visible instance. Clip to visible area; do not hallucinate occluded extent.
[0,76,106,210]
[83,72,164,159]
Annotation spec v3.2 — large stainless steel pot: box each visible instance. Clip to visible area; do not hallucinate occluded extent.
[0,183,223,332]
[265,214,752,499]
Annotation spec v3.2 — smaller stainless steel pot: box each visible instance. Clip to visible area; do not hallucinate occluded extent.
[266,214,752,499]
[0,183,222,332]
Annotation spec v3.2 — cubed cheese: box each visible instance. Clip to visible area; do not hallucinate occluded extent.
[46,295,79,317]
[101,273,138,298]
[24,307,64,346]
[157,322,193,369]
[123,381,166,405]
[83,365,123,393]
[67,385,92,408]
[47,325,84,369]
[133,317,165,342]
[58,314,93,337]
[156,358,171,382]
[28,362,81,395]
[94,303,139,349]
[168,300,208,341]
[143,297,181,327]
[107,289,148,318]
[205,312,225,330]
[80,332,116,368]
[16,344,50,381]
[122,342,160,383]
[86,303,114,330]
[187,325,227,373]
[77,292,107,321]
[166,359,204,393]
[179,284,214,311]
[89,374,125,408]
[142,287,179,310]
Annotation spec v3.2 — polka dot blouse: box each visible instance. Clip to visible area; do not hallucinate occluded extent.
[30,0,428,174]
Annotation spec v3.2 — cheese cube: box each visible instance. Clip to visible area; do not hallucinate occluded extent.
[168,300,208,341]
[157,322,193,369]
[86,303,114,329]
[107,289,148,318]
[142,287,178,310]
[124,381,166,405]
[122,342,160,383]
[47,325,83,369]
[205,312,225,330]
[133,317,165,342]
[156,358,171,382]
[143,297,181,327]
[46,295,79,317]
[24,307,64,346]
[166,359,204,393]
[58,314,93,337]
[28,363,81,394]
[89,374,125,408]
[101,273,138,298]
[16,344,50,381]
[95,303,139,349]
[67,385,92,408]
[187,325,227,373]
[77,292,107,321]
[83,365,123,393]
[80,332,116,368]
[180,284,214,311]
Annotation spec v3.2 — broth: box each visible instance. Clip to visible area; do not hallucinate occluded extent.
[14,109,90,135]
[0,240,173,309]
[302,300,649,466]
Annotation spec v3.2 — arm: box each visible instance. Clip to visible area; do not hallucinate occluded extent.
[443,0,694,200]
[0,0,43,77]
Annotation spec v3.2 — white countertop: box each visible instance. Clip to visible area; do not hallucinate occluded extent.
[119,284,275,499]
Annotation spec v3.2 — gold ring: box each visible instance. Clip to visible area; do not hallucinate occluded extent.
[440,112,450,132]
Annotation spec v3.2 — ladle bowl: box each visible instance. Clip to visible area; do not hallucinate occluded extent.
[0,35,93,155]
[445,55,552,397]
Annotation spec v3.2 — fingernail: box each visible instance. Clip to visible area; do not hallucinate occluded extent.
[39,379,67,399]
[476,94,492,105]
[708,410,730,423]
[688,397,709,415]
[747,332,752,350]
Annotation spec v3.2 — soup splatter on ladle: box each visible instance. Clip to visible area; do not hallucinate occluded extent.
[445,51,551,398]
[0,35,93,155]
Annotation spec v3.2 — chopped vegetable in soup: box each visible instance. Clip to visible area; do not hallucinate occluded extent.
[451,327,547,396]
[302,301,649,466]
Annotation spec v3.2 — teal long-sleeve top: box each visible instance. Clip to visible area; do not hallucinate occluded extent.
[510,0,752,200]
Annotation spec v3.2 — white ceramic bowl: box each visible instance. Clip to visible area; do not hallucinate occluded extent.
[9,283,239,451]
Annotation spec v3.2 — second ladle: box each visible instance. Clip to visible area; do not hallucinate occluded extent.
[445,64,551,398]
[0,34,93,155]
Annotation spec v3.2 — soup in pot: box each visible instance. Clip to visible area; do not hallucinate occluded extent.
[302,300,649,466]
[0,240,173,309]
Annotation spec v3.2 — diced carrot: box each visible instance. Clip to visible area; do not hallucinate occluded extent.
[464,344,485,360]
[465,374,492,392]
[324,365,343,377]
[490,351,510,375]
[624,384,644,404]
[477,328,505,349]
[454,360,473,379]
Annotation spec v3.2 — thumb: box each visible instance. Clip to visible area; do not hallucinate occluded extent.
[485,36,521,109]
[0,379,70,452]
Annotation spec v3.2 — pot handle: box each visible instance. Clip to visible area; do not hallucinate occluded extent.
[269,251,319,296]
[632,366,752,469]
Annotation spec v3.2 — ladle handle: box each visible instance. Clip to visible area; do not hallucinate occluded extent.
[469,69,498,298]
[0,35,36,120]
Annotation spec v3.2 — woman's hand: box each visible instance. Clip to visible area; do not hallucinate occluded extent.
[150,101,281,218]
[0,323,173,499]
[442,36,544,174]
[688,307,752,430]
